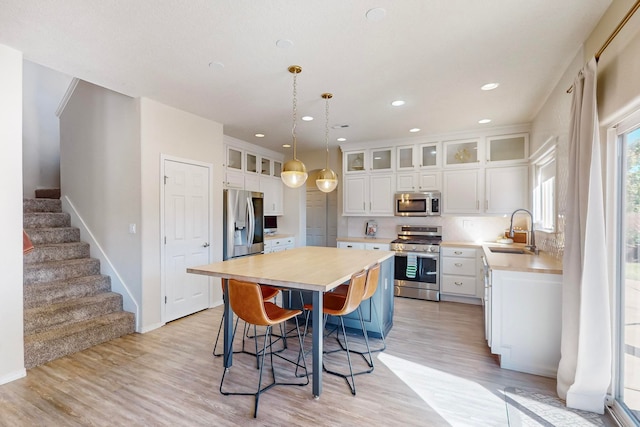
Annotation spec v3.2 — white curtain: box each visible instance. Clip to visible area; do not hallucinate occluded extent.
[557,57,611,413]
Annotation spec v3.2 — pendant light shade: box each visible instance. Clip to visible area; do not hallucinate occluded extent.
[281,65,308,188]
[316,93,338,193]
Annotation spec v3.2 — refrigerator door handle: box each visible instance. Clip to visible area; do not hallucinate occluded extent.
[247,196,255,247]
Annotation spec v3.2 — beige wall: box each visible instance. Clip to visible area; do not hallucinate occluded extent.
[139,98,224,331]
[0,44,25,383]
[22,61,72,197]
[60,80,143,319]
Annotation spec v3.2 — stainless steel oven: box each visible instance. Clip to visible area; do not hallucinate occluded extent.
[390,225,441,301]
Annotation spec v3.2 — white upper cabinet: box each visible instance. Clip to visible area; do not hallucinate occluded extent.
[227,147,243,171]
[486,133,529,165]
[344,148,393,174]
[343,174,394,216]
[485,165,529,213]
[246,152,258,174]
[396,171,441,192]
[396,145,416,170]
[370,148,393,172]
[260,175,283,215]
[345,150,366,173]
[443,169,482,213]
[444,139,481,167]
[261,157,271,175]
[420,142,439,168]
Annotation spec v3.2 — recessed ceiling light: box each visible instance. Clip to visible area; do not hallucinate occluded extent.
[391,100,405,107]
[365,8,387,22]
[409,128,421,133]
[337,138,346,142]
[276,39,294,49]
[481,83,499,91]
[282,144,291,148]
[478,119,492,124]
[301,116,313,121]
[208,61,225,70]
[255,133,265,138]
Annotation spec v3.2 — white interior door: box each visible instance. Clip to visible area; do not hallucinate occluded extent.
[164,159,211,322]
[306,189,327,247]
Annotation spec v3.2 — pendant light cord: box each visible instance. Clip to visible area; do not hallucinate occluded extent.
[325,95,330,169]
[291,70,298,160]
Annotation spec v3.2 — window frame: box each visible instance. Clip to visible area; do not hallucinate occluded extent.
[530,138,558,233]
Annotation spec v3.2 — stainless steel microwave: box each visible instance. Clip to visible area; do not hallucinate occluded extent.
[394,192,441,216]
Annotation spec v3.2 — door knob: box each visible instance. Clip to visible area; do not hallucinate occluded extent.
[202,242,210,248]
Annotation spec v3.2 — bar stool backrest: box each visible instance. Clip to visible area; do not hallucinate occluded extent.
[362,263,381,301]
[336,270,368,316]
[227,279,271,327]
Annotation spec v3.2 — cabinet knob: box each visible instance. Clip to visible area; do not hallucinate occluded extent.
[455,281,463,286]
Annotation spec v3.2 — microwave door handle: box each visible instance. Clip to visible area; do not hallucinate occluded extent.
[247,196,255,247]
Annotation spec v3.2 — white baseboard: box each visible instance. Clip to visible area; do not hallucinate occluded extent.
[0,369,26,385]
[140,322,165,334]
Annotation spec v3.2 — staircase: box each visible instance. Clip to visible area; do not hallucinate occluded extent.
[23,196,135,369]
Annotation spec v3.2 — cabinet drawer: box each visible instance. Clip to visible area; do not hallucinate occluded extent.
[441,247,477,258]
[337,242,366,249]
[441,257,476,276]
[441,274,476,296]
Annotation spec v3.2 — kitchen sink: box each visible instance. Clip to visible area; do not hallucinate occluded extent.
[488,246,529,254]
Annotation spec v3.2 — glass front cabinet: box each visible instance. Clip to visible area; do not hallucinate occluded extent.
[486,133,529,164]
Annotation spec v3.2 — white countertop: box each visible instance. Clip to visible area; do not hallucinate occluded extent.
[480,243,563,274]
[336,236,394,244]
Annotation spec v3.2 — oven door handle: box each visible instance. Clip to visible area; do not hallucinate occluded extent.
[394,252,439,259]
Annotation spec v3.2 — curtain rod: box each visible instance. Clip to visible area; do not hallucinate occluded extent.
[567,0,640,93]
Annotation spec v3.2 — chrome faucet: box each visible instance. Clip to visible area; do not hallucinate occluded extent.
[509,208,538,255]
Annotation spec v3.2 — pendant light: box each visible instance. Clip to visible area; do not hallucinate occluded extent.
[316,93,338,193]
[281,65,308,188]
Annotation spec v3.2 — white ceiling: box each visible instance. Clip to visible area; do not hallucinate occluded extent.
[0,0,611,154]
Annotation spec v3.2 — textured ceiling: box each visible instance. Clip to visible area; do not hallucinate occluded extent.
[0,0,611,154]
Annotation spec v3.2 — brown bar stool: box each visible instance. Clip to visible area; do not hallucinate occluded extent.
[333,262,385,365]
[212,284,280,356]
[301,269,369,395]
[219,279,308,418]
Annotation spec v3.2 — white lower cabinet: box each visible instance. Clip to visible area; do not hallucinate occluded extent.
[337,241,366,249]
[440,246,481,298]
[489,269,562,377]
[264,236,295,253]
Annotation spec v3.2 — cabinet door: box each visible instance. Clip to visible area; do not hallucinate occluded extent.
[486,133,528,164]
[337,241,366,249]
[370,148,393,172]
[261,157,271,175]
[418,171,441,191]
[227,147,243,170]
[397,145,415,170]
[443,169,481,213]
[246,152,258,174]
[225,170,244,189]
[345,151,366,173]
[260,176,283,215]
[273,161,282,178]
[444,139,480,167]
[396,172,417,192]
[485,165,528,214]
[343,175,368,214]
[369,174,394,215]
[244,174,260,192]
[420,142,439,168]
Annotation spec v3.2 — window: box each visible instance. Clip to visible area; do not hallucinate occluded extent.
[615,120,640,424]
[531,143,557,232]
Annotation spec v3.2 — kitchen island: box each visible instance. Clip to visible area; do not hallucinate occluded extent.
[188,246,394,398]
[482,244,563,377]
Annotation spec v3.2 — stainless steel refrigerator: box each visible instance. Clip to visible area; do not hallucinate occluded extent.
[223,189,264,260]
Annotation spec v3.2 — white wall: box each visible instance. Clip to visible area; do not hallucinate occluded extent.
[0,44,26,384]
[59,80,142,322]
[22,60,72,197]
[139,98,224,331]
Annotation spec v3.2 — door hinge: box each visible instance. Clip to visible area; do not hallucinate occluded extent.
[164,175,168,184]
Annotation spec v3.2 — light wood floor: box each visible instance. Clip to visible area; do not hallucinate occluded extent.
[0,298,615,426]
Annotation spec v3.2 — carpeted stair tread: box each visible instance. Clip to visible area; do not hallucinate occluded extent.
[24,258,100,285]
[34,188,61,199]
[23,212,71,228]
[23,198,62,213]
[25,227,80,245]
[24,311,135,369]
[24,274,111,309]
[24,292,125,335]
[23,241,90,264]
